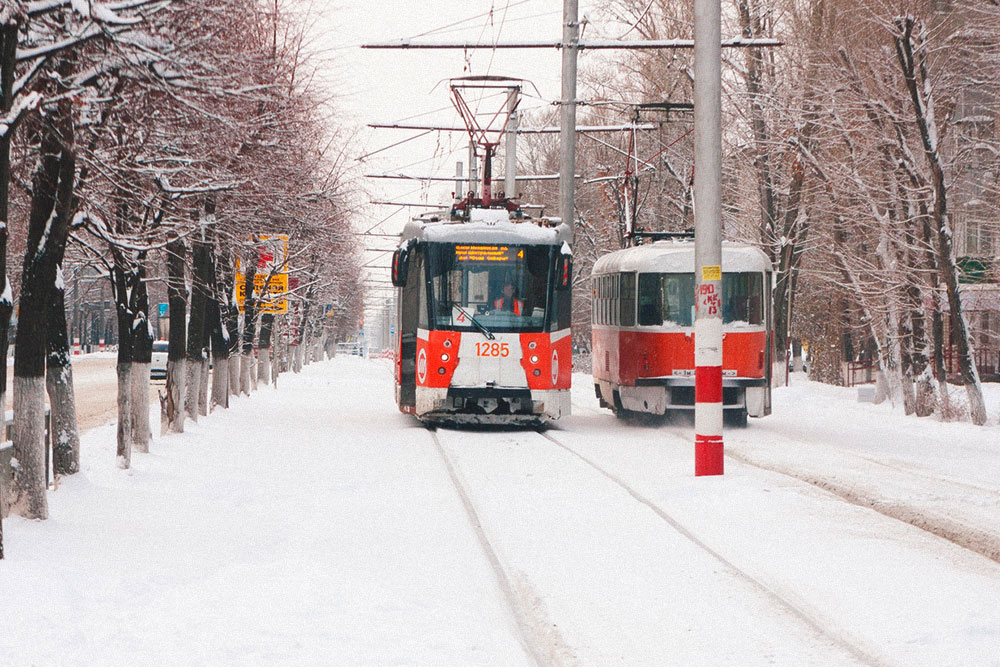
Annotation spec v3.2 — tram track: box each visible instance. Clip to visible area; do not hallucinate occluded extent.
[724,447,1000,566]
[577,398,1000,566]
[426,426,557,667]
[427,419,885,666]
[532,427,887,667]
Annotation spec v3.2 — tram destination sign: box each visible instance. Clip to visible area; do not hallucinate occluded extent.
[455,244,523,263]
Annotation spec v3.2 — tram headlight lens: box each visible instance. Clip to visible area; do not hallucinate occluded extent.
[528,341,537,350]
[530,355,539,364]
[438,367,446,375]
[443,339,452,348]
[533,369,541,376]
[441,353,450,362]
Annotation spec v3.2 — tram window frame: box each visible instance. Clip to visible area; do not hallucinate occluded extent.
[721,272,764,325]
[637,272,696,327]
[415,248,429,329]
[611,273,621,326]
[637,273,662,326]
[620,272,636,327]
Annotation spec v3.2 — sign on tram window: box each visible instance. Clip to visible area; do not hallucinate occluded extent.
[454,244,517,263]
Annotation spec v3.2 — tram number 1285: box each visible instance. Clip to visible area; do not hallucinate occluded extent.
[476,341,510,357]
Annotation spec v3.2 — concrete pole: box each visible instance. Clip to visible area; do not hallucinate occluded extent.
[559,0,578,234]
[455,161,465,199]
[505,87,519,200]
[468,142,478,198]
[693,0,724,476]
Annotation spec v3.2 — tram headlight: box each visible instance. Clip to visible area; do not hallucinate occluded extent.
[530,355,539,364]
[438,367,446,375]
[443,339,452,348]
[533,369,541,376]
[528,341,537,350]
[441,353,450,362]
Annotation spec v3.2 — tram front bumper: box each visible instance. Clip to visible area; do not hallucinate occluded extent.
[414,386,569,422]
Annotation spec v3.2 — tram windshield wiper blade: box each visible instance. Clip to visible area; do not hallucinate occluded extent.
[454,305,495,340]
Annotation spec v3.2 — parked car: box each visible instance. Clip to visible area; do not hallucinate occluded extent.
[151,340,169,379]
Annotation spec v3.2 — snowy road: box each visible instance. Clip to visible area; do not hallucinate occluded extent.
[2,356,999,666]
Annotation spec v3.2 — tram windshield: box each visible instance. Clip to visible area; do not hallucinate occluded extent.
[424,243,557,332]
[637,272,764,327]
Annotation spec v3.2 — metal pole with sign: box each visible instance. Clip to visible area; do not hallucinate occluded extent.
[694,0,724,476]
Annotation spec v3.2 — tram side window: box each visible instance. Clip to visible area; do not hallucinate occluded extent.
[638,273,695,326]
[722,272,763,325]
[415,250,428,328]
[620,272,636,327]
[637,273,662,325]
[663,274,695,326]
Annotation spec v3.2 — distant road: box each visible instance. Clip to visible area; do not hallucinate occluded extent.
[6,354,161,433]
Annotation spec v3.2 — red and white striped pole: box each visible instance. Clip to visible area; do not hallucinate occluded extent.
[693,0,724,475]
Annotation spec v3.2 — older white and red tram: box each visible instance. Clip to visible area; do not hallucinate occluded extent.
[591,239,772,425]
[391,205,573,425]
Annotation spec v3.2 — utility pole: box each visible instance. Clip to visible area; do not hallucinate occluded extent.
[455,161,464,199]
[468,142,478,198]
[505,87,519,199]
[559,0,579,233]
[693,0,724,476]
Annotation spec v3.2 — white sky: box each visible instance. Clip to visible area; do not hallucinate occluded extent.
[299,0,609,310]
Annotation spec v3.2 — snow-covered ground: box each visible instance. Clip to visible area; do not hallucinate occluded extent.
[1,357,998,666]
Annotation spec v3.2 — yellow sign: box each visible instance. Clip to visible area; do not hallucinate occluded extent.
[258,299,288,315]
[235,273,289,313]
[701,265,721,281]
[235,273,288,298]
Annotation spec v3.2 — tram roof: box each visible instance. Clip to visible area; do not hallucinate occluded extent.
[399,206,571,247]
[592,240,771,275]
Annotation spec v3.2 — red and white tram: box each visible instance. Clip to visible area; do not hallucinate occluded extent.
[391,204,573,425]
[591,239,772,425]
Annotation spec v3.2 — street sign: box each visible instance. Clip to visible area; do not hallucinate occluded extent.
[157,303,168,317]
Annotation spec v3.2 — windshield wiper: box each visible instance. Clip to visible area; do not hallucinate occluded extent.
[454,305,495,340]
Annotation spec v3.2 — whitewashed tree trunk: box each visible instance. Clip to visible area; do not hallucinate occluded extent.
[116,363,134,470]
[46,365,80,474]
[11,376,48,519]
[874,370,889,405]
[184,358,201,423]
[250,351,258,391]
[886,303,915,415]
[228,354,240,395]
[166,358,185,433]
[211,352,228,411]
[198,358,209,416]
[131,361,150,454]
[259,349,271,385]
[240,350,252,394]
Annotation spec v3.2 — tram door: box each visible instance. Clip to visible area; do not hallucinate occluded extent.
[397,249,422,408]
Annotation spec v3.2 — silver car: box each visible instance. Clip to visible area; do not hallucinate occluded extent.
[150,340,169,379]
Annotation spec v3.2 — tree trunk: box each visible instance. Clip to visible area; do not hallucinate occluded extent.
[208,297,228,410]
[241,253,257,394]
[895,18,986,425]
[199,354,209,416]
[47,274,80,475]
[116,362,133,469]
[131,267,152,454]
[12,116,75,518]
[0,16,20,559]
[185,230,212,422]
[258,313,273,385]
[165,237,187,433]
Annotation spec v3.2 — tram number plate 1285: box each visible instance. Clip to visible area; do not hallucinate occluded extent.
[476,342,510,357]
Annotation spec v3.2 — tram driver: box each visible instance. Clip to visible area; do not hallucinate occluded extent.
[493,276,524,315]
